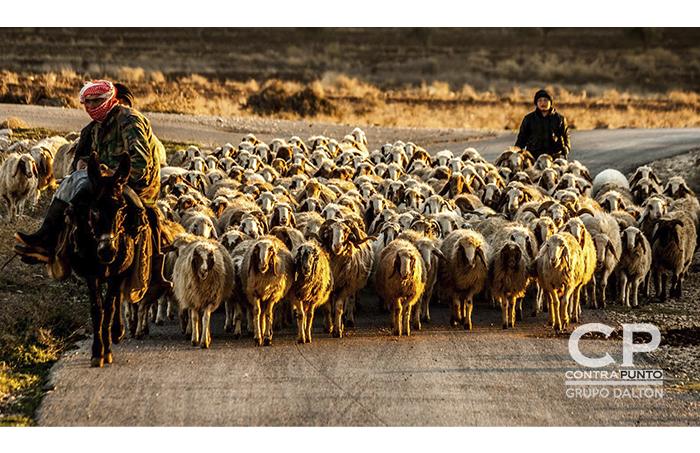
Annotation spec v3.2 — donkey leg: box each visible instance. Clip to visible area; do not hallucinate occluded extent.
[87,279,105,368]
[112,292,125,344]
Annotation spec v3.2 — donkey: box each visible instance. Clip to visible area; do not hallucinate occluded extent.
[64,152,147,367]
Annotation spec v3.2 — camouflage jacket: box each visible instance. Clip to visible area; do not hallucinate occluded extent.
[76,105,161,205]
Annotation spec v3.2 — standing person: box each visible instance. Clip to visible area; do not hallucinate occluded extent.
[14,79,172,289]
[514,89,571,159]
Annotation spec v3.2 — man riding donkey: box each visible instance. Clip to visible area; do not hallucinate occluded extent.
[14,80,173,292]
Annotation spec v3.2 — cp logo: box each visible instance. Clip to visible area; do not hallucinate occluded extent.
[568,323,661,368]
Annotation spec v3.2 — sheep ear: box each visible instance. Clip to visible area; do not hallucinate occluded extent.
[431,246,447,262]
[438,181,449,196]
[606,240,618,260]
[681,185,696,197]
[271,250,279,276]
[527,237,536,258]
[562,248,571,267]
[476,247,487,266]
[636,234,647,253]
[651,173,662,185]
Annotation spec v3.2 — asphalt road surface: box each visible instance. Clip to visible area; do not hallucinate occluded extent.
[3,104,700,427]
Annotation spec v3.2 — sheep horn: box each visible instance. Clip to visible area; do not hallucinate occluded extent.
[576,207,596,217]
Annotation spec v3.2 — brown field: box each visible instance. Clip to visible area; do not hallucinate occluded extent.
[2,27,700,130]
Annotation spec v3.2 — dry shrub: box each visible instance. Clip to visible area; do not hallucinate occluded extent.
[117,66,146,83]
[148,71,166,84]
[182,74,210,87]
[246,79,336,117]
[668,90,699,105]
[459,84,480,100]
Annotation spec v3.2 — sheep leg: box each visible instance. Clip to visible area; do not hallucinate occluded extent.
[224,299,234,333]
[509,296,517,328]
[463,295,474,330]
[588,277,598,309]
[167,297,177,320]
[155,295,168,326]
[631,278,641,308]
[293,299,306,344]
[532,286,542,317]
[422,293,431,323]
[306,306,315,344]
[560,289,572,331]
[598,275,608,309]
[551,292,562,332]
[201,309,212,349]
[498,295,508,329]
[392,303,401,336]
[402,302,412,336]
[232,302,244,340]
[620,274,629,308]
[252,301,263,346]
[190,308,200,347]
[263,302,275,346]
[449,296,461,327]
[345,294,356,328]
[515,297,522,322]
[322,301,332,334]
[546,293,555,327]
[179,308,189,336]
[674,273,682,299]
[332,296,345,338]
[412,301,422,331]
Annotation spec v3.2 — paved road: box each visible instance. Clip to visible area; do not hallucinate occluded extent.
[3,104,700,426]
[35,297,700,427]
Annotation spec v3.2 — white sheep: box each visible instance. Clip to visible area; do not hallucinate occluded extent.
[617,226,652,308]
[172,234,235,348]
[0,152,38,220]
[375,239,426,336]
[241,235,294,346]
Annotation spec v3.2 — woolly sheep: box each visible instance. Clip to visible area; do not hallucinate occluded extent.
[288,240,334,343]
[241,235,294,346]
[650,211,697,301]
[317,219,375,338]
[439,229,490,330]
[617,226,652,308]
[0,152,38,220]
[375,239,426,336]
[172,234,235,348]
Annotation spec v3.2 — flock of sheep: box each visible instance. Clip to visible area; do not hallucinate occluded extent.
[1,126,699,347]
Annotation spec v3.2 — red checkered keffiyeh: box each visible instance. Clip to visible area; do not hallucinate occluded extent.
[79,80,118,123]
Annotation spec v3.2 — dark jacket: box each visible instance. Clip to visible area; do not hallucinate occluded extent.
[515,108,570,159]
[72,106,161,205]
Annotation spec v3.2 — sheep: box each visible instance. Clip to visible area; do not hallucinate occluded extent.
[617,227,652,308]
[317,219,375,338]
[52,139,80,181]
[630,176,663,204]
[561,217,597,323]
[375,239,426,336]
[650,212,697,302]
[580,211,622,309]
[0,152,38,220]
[628,165,662,188]
[172,234,235,348]
[29,145,55,203]
[181,211,218,239]
[591,168,630,199]
[531,232,582,331]
[439,229,490,330]
[241,235,294,346]
[663,176,695,200]
[490,240,531,329]
[287,240,334,343]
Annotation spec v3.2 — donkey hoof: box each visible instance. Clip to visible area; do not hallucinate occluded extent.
[233,333,242,340]
[104,353,113,364]
[91,357,104,368]
[263,338,272,346]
